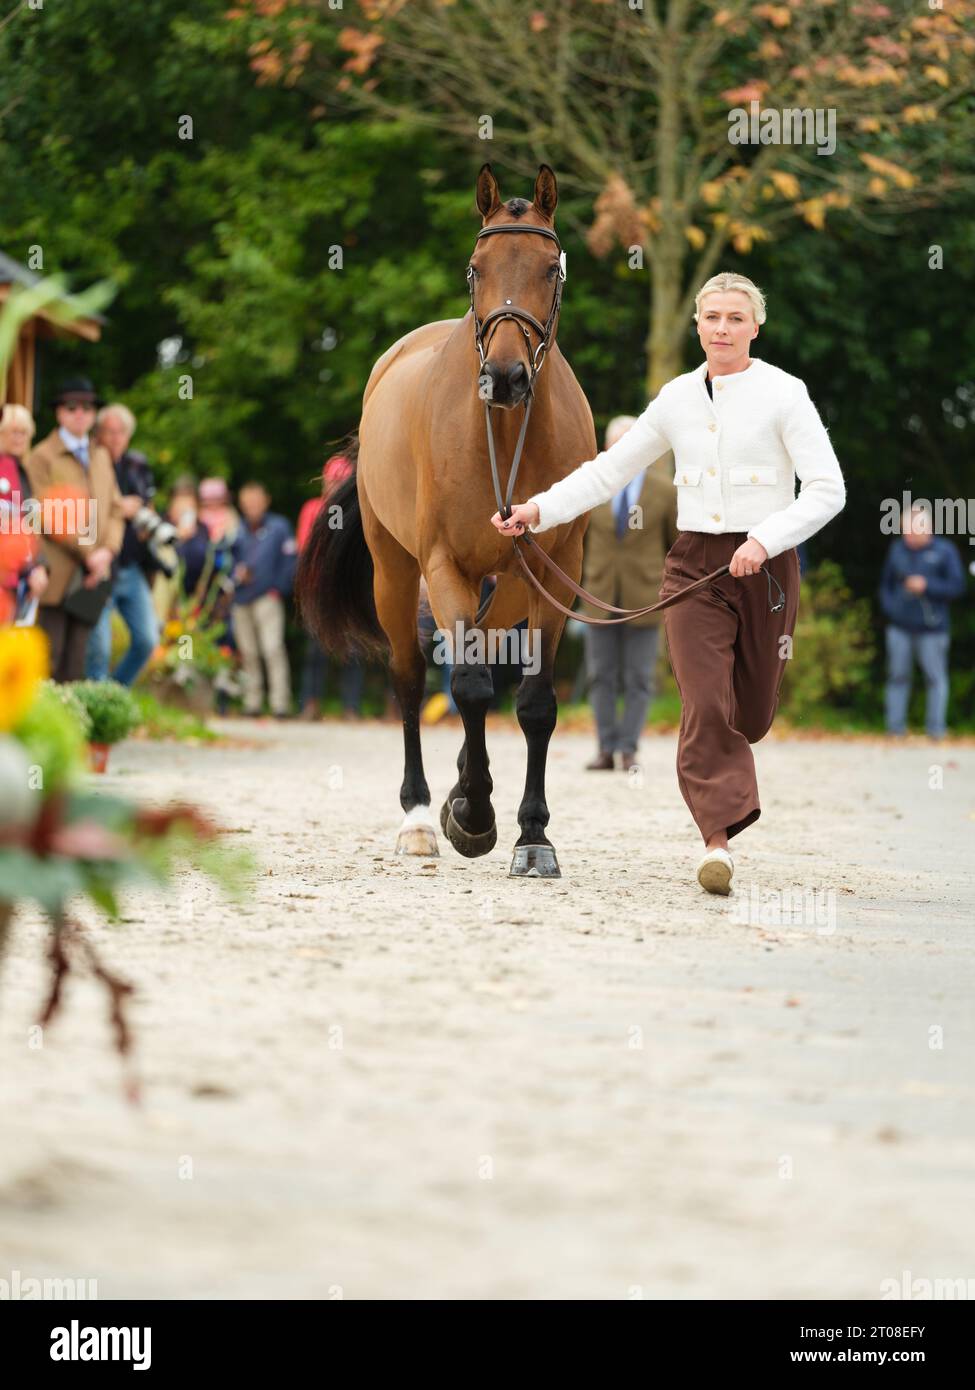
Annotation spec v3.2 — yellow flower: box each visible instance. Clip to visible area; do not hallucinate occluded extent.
[164,620,183,641]
[0,627,49,732]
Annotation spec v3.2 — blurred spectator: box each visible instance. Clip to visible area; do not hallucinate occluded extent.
[879,502,966,740]
[198,477,240,547]
[0,404,48,623]
[85,403,161,686]
[296,449,364,720]
[231,481,297,718]
[579,415,677,771]
[24,377,123,682]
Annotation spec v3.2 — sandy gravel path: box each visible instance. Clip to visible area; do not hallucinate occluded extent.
[2,718,973,1300]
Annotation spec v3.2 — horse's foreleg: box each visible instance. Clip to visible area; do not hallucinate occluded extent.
[366,518,437,857]
[425,556,497,858]
[510,543,582,879]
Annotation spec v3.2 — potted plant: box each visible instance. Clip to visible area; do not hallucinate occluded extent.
[144,557,239,715]
[67,679,140,771]
[0,627,254,1097]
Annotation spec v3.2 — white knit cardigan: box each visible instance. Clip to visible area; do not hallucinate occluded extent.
[527,357,846,559]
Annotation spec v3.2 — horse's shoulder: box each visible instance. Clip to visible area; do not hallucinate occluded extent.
[364,319,462,403]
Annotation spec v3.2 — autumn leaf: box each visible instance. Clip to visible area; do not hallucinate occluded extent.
[769,170,801,199]
[752,4,792,28]
[860,152,915,189]
[902,104,938,124]
[720,81,768,104]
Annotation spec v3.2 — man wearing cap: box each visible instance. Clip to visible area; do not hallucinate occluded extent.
[24,377,124,681]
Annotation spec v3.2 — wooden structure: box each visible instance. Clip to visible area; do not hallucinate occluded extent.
[0,252,103,410]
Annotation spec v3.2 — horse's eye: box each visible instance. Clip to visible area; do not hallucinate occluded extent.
[547,264,558,279]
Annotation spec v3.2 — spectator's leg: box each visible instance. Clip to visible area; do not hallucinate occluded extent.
[255,592,292,716]
[63,615,95,682]
[884,625,913,735]
[339,656,365,715]
[84,595,114,681]
[915,630,950,738]
[112,566,160,687]
[232,601,264,714]
[583,623,620,754]
[619,624,660,755]
[37,607,68,682]
[300,636,327,712]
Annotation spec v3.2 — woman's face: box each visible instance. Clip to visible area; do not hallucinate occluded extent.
[0,423,31,457]
[696,291,758,361]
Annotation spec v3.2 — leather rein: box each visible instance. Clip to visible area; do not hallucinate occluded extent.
[470,221,781,626]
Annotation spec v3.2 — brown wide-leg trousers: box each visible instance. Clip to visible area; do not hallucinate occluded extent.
[658,530,800,845]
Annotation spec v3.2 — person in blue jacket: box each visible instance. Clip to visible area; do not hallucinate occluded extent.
[231,481,298,717]
[879,502,967,739]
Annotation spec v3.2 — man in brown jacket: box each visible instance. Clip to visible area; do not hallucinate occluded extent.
[25,377,124,681]
[579,415,677,771]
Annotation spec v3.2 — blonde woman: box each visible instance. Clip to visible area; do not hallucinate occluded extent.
[491,272,846,895]
[0,404,48,617]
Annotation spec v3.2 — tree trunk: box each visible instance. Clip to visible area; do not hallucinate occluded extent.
[646,264,687,398]
[647,6,690,398]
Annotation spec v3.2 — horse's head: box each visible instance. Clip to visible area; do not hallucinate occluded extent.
[468,163,564,410]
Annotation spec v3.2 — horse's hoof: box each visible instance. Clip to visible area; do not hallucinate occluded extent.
[395,826,439,857]
[445,806,497,859]
[509,844,561,878]
[439,798,453,835]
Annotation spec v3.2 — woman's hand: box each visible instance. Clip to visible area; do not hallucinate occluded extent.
[491,502,540,536]
[27,566,49,598]
[729,538,768,577]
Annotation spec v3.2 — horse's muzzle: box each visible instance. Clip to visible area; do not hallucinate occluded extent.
[479,359,530,408]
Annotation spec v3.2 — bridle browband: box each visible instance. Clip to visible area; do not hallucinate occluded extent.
[469,221,785,627]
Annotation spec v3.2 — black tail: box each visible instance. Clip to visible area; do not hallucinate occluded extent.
[295,442,389,661]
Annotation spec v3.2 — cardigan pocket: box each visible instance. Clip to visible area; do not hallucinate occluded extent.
[728,465,777,486]
[675,466,703,487]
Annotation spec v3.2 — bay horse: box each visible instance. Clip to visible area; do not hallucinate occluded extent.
[297,164,596,877]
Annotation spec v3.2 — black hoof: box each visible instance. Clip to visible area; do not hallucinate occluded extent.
[439,798,453,835]
[509,844,561,878]
[445,805,497,859]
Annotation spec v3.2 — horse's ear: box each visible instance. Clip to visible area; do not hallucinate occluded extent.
[533,165,558,221]
[476,163,502,220]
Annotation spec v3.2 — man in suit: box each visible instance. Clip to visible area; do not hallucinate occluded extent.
[24,377,124,681]
[579,415,678,771]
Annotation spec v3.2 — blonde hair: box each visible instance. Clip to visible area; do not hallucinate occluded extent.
[98,402,136,436]
[605,414,638,448]
[694,272,767,325]
[0,403,36,441]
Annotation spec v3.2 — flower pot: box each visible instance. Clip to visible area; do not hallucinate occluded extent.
[89,742,110,773]
[152,673,215,718]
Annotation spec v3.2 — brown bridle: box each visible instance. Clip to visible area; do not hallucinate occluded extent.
[470,222,783,626]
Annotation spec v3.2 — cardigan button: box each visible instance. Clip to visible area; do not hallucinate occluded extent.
[714,380,723,390]
[712,513,721,522]
[708,468,716,476]
[750,474,759,483]
[707,422,716,432]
